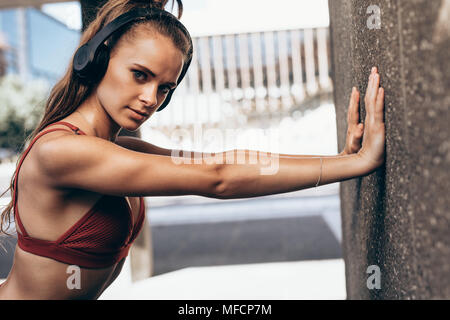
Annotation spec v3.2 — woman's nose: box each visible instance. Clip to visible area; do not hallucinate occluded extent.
[139,84,158,107]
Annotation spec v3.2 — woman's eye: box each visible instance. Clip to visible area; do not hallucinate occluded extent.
[132,70,146,81]
[160,87,171,94]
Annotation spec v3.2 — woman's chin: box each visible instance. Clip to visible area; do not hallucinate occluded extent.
[122,118,149,131]
[121,123,140,132]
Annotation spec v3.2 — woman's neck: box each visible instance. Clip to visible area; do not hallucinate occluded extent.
[73,96,121,142]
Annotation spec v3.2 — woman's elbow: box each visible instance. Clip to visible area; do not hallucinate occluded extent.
[212,163,248,199]
[210,163,229,199]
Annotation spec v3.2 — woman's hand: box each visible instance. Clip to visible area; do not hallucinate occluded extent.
[356,66,386,171]
[340,87,365,156]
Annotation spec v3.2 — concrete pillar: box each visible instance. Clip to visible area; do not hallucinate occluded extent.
[329,0,450,299]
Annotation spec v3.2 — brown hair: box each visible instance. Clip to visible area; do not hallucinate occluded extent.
[0,0,192,239]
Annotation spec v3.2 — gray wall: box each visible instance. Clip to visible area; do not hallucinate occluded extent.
[329,0,450,299]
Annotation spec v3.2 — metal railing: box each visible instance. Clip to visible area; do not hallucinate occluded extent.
[148,27,333,134]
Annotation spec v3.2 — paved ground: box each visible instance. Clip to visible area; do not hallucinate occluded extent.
[147,189,342,275]
[151,215,341,276]
[100,258,347,300]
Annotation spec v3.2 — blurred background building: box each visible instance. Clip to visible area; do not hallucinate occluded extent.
[0,5,80,85]
[0,0,346,299]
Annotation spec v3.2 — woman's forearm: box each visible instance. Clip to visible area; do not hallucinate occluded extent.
[216,149,370,199]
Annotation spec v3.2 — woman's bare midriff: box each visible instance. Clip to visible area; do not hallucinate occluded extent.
[0,122,141,299]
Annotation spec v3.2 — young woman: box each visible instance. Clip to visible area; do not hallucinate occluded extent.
[0,0,385,299]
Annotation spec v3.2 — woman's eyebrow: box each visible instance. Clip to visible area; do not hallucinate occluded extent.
[132,63,177,88]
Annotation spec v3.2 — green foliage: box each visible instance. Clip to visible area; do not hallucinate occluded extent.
[0,74,49,153]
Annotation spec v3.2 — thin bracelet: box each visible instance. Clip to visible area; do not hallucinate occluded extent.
[315,157,323,187]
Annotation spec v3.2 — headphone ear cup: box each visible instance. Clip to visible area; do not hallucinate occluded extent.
[73,44,92,79]
[90,43,110,83]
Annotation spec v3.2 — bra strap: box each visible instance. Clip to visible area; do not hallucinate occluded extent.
[47,121,87,135]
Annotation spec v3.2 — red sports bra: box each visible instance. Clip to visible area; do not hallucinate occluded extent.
[13,121,146,268]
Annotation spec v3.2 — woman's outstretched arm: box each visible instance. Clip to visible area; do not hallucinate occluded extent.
[215,67,385,199]
[215,152,371,199]
[42,68,382,200]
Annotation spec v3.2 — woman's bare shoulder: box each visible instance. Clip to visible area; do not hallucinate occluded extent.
[32,122,83,148]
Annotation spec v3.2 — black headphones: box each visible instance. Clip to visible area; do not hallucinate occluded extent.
[73,7,193,112]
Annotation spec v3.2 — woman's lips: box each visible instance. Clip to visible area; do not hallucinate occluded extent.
[127,107,148,120]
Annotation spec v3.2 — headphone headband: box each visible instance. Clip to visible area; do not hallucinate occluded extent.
[73,7,193,112]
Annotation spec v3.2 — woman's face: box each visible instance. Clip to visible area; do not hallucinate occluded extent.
[95,31,184,131]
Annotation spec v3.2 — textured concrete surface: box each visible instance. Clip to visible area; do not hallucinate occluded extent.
[329,0,450,299]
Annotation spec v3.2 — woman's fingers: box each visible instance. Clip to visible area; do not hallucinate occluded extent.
[374,87,385,123]
[347,87,360,125]
[357,67,386,169]
[365,67,375,98]
[372,73,380,101]
[365,66,382,122]
[357,123,364,136]
[343,87,365,154]
[368,67,379,102]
